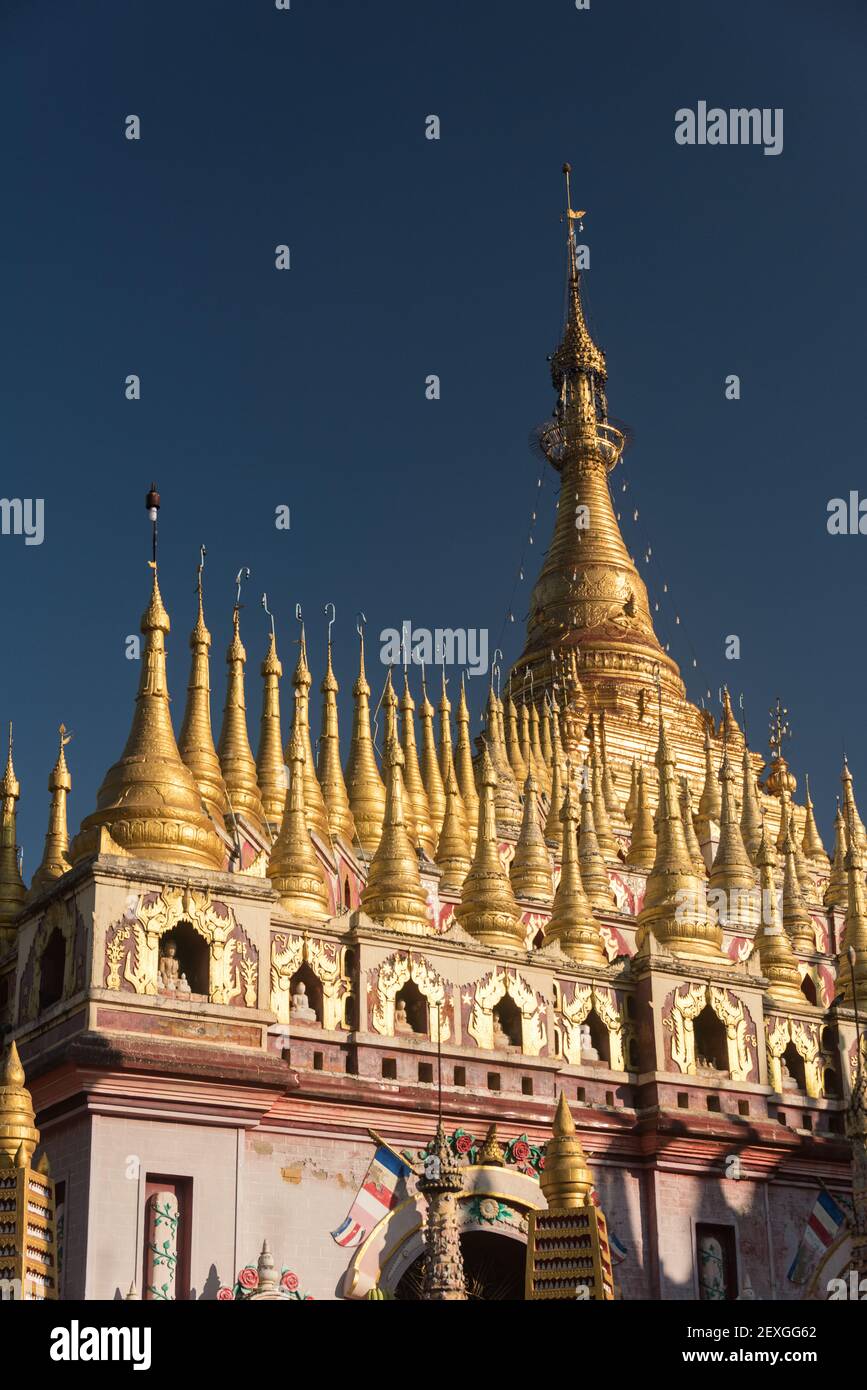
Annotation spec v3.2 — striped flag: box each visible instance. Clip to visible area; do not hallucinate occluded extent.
[331,1146,412,1248]
[786,1189,847,1284]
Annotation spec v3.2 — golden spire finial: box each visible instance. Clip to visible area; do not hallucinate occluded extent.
[638,717,723,960]
[824,800,849,910]
[455,745,524,947]
[217,594,267,834]
[454,675,479,853]
[678,776,706,876]
[285,606,332,846]
[419,667,446,838]
[0,723,26,939]
[753,819,804,1005]
[543,753,565,850]
[269,728,331,920]
[841,757,867,856]
[838,828,867,1007]
[696,726,722,829]
[177,548,230,824]
[626,765,656,869]
[316,606,357,846]
[256,594,288,830]
[0,1040,39,1167]
[29,724,74,898]
[528,692,551,796]
[548,782,606,963]
[597,710,620,822]
[504,683,528,785]
[782,818,815,955]
[360,738,429,933]
[587,719,618,857]
[801,774,829,868]
[345,617,386,853]
[399,671,435,856]
[435,764,472,896]
[709,745,756,908]
[577,762,617,910]
[624,758,639,827]
[739,743,762,865]
[437,666,456,781]
[73,564,225,870]
[477,1123,505,1167]
[539,1092,595,1210]
[510,772,554,905]
[484,668,522,836]
[539,696,554,773]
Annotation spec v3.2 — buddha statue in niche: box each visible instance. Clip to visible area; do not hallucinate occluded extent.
[291,979,318,1025]
[158,939,180,992]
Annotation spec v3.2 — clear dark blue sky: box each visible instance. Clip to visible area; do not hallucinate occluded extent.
[1,0,865,871]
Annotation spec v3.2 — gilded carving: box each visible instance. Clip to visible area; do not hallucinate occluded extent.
[269,931,349,1030]
[467,967,546,1056]
[765,1015,821,1097]
[708,986,756,1083]
[663,981,707,1075]
[102,886,258,1007]
[371,951,449,1040]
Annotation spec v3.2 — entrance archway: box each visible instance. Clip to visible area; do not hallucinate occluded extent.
[394,1230,526,1300]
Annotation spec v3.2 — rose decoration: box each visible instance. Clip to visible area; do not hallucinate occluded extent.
[238,1266,259,1290]
[281,1270,300,1292]
[511,1139,531,1164]
[455,1133,474,1155]
[217,1286,235,1301]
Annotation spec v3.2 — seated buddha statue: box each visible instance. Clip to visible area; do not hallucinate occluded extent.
[291,980,318,1024]
[579,1022,599,1062]
[394,999,414,1034]
[158,939,180,992]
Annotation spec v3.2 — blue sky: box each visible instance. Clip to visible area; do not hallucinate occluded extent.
[1,0,865,868]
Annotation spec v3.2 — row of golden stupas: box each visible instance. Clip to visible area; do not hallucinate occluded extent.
[1,536,867,991]
[2,166,866,998]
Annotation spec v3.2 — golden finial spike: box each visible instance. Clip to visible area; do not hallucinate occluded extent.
[638,718,724,961]
[436,765,472,896]
[345,622,386,853]
[841,758,867,856]
[484,685,522,837]
[72,568,224,870]
[624,758,639,827]
[528,698,550,796]
[419,670,446,838]
[548,781,606,963]
[753,821,803,1006]
[838,830,867,1007]
[454,676,479,854]
[0,1040,39,1167]
[29,725,74,898]
[577,763,616,910]
[709,747,756,907]
[399,672,435,856]
[510,772,554,905]
[739,744,762,865]
[824,801,849,910]
[217,605,267,834]
[597,711,620,821]
[678,776,706,876]
[269,730,331,919]
[504,686,528,785]
[543,754,565,850]
[455,746,524,947]
[627,766,656,870]
[316,619,357,845]
[256,610,288,830]
[361,738,429,933]
[177,553,230,824]
[801,774,829,868]
[0,722,26,937]
[696,727,722,830]
[284,621,332,846]
[781,817,815,955]
[587,719,618,857]
[540,1092,594,1209]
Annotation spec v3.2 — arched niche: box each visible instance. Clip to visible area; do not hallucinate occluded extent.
[38,927,67,1012]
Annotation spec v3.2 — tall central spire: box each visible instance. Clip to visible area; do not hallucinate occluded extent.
[514,167,682,704]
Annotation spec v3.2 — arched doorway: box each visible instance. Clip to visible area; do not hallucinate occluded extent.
[393,1231,526,1300]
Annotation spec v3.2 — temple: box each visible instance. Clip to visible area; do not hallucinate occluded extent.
[1,167,865,1302]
